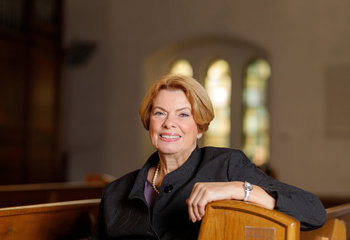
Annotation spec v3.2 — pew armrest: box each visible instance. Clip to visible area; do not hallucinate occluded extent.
[198,200,300,240]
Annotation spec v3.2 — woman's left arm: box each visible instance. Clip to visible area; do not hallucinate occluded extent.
[186,181,275,223]
[187,150,326,230]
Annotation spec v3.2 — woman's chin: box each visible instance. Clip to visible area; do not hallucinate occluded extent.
[156,144,183,155]
[157,148,179,156]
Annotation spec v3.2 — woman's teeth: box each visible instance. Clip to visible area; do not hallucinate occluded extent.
[161,135,180,139]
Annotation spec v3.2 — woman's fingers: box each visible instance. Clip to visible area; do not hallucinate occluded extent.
[186,182,217,222]
[192,185,209,221]
[187,183,205,222]
[195,194,208,219]
[187,182,239,222]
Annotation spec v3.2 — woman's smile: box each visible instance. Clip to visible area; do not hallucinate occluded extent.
[160,133,181,141]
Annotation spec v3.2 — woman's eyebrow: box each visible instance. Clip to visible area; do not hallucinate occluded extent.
[176,107,191,112]
[153,106,191,112]
[152,106,166,111]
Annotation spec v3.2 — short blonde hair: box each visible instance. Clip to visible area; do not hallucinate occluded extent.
[139,74,214,132]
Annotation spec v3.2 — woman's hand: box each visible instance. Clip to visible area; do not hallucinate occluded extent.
[186,182,244,222]
[186,181,276,223]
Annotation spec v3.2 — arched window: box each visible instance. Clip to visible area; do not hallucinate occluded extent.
[204,60,231,147]
[242,59,271,166]
[169,59,193,77]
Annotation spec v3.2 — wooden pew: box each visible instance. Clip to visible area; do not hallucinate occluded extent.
[84,172,116,185]
[0,181,106,208]
[326,202,350,239]
[301,218,346,240]
[0,198,100,240]
[301,202,349,240]
[0,198,347,239]
[199,200,349,240]
[198,200,300,240]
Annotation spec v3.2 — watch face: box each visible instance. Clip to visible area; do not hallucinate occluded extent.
[244,182,253,191]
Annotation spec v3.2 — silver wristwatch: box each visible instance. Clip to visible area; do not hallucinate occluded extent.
[243,181,253,202]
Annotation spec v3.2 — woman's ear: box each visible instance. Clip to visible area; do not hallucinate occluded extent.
[197,132,203,139]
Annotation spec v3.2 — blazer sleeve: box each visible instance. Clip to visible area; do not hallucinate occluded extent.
[228,150,326,231]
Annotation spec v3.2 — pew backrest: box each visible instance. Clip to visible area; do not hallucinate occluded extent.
[198,200,300,240]
[300,218,346,240]
[300,202,350,240]
[327,202,350,240]
[0,198,100,240]
[0,182,105,208]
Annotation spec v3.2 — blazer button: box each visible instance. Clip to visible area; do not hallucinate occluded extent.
[164,185,173,193]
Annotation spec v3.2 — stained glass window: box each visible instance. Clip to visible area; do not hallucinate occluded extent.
[242,59,271,166]
[169,59,193,77]
[204,60,231,147]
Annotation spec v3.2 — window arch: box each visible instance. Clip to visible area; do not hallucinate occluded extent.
[242,58,271,166]
[204,59,231,147]
[169,59,193,77]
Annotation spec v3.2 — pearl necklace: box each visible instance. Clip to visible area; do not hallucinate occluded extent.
[152,162,160,194]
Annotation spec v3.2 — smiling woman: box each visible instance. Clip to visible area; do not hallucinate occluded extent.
[91,74,326,240]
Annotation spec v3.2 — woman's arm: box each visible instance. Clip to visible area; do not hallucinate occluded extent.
[186,149,326,230]
[186,181,275,222]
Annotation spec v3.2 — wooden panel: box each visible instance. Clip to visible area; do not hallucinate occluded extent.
[0,199,100,240]
[326,203,350,240]
[198,200,300,240]
[26,36,62,182]
[301,218,346,240]
[0,182,105,208]
[0,0,64,184]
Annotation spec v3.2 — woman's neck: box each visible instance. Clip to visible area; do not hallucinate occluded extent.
[157,146,196,175]
[158,155,186,175]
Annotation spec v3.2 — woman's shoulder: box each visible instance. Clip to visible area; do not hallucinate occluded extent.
[200,146,247,162]
[103,170,140,195]
[198,146,252,170]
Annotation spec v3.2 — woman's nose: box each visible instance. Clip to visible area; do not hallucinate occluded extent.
[162,115,176,128]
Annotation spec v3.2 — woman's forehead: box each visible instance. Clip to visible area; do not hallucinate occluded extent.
[153,89,191,109]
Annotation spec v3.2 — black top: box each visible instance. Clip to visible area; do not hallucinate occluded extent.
[91,146,326,240]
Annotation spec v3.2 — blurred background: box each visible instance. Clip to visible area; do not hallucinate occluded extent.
[1,0,349,206]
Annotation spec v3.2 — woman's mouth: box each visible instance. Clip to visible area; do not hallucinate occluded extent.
[160,134,181,141]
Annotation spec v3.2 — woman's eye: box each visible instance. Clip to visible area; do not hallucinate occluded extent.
[154,111,164,116]
[179,113,190,117]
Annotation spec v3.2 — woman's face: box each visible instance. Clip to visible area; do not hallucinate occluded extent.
[149,89,202,159]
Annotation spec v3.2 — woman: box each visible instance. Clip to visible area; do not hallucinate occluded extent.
[92,74,326,239]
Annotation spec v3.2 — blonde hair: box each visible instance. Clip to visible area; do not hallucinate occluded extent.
[139,74,214,132]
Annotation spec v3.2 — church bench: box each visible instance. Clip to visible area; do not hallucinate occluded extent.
[198,200,349,240]
[301,218,346,240]
[1,198,347,239]
[0,181,106,208]
[326,202,350,239]
[198,200,300,240]
[0,198,100,240]
[301,202,349,240]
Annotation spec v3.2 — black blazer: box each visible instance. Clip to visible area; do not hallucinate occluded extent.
[91,146,326,240]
